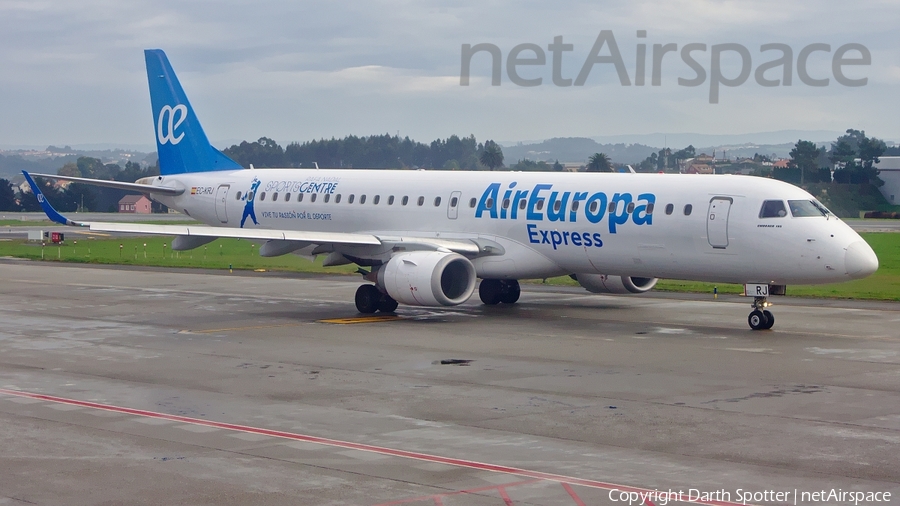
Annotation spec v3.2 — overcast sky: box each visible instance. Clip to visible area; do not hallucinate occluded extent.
[1,0,898,149]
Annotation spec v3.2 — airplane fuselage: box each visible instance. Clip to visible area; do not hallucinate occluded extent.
[149,169,872,286]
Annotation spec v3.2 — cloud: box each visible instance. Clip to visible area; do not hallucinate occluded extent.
[0,0,897,146]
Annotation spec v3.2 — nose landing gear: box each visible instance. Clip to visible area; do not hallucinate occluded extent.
[748,297,774,330]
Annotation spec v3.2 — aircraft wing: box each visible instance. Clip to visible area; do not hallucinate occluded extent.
[86,221,381,245]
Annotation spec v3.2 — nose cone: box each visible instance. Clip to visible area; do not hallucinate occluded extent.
[845,240,879,279]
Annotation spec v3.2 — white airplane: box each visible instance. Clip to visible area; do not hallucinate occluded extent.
[24,49,879,330]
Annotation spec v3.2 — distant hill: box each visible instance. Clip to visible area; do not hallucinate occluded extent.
[0,147,151,180]
[502,138,659,165]
[591,130,843,148]
[501,136,833,165]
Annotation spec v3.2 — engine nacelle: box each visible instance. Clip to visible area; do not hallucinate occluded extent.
[378,251,476,306]
[574,274,658,294]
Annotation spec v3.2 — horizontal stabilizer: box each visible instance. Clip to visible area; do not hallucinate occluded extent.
[29,173,183,196]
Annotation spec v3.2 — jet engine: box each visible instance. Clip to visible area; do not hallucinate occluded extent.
[573,274,658,294]
[377,251,477,306]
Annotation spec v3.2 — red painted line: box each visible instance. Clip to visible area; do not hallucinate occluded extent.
[498,485,514,506]
[561,482,587,506]
[0,388,751,506]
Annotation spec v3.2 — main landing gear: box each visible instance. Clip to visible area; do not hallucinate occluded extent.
[748,296,775,330]
[478,279,520,305]
[355,284,398,314]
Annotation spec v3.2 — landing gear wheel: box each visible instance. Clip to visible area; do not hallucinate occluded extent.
[762,310,774,330]
[498,280,521,304]
[355,284,380,314]
[748,309,769,330]
[479,279,502,305]
[378,294,399,313]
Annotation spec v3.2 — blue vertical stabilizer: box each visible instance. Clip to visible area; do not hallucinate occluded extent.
[145,49,242,175]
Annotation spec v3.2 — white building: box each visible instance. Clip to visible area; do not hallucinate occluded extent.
[875,156,900,204]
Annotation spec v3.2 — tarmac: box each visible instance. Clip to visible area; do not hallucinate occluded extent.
[0,260,898,505]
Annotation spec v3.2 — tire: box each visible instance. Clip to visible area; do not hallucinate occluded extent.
[498,280,521,304]
[355,284,380,314]
[762,310,775,329]
[748,309,768,330]
[479,279,501,305]
[378,294,399,313]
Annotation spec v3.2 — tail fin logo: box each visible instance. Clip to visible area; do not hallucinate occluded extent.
[157,104,187,145]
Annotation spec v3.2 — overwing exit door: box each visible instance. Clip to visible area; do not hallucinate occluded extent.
[215,185,230,223]
[447,191,461,219]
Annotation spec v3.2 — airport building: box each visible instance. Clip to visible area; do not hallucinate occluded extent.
[876,156,900,204]
[118,194,152,213]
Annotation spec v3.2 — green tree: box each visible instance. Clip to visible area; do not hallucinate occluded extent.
[18,177,63,212]
[553,159,564,172]
[789,140,820,186]
[58,183,96,212]
[829,138,856,168]
[58,162,82,177]
[509,159,553,171]
[479,141,504,171]
[224,137,286,168]
[0,179,19,211]
[586,152,612,172]
[829,129,886,185]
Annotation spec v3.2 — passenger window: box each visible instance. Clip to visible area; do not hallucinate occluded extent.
[450,196,458,207]
[297,193,303,202]
[589,201,598,213]
[349,194,355,204]
[665,203,673,215]
[502,198,510,209]
[235,191,242,200]
[571,201,579,212]
[402,196,409,206]
[536,199,544,211]
[469,197,476,208]
[608,202,616,213]
[519,199,527,210]
[272,192,278,202]
[388,195,395,205]
[247,191,254,201]
[434,196,441,206]
[486,198,494,209]
[646,203,654,214]
[374,195,380,205]
[259,192,266,201]
[310,194,316,202]
[553,200,561,212]
[417,196,424,206]
[335,194,341,203]
[759,200,787,218]
[285,193,291,202]
[323,194,330,203]
[684,204,692,216]
[360,195,367,204]
[626,202,635,213]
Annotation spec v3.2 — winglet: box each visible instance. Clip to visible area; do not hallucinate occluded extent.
[21,171,86,227]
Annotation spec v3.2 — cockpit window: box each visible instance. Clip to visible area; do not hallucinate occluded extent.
[759,200,787,218]
[789,199,831,217]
